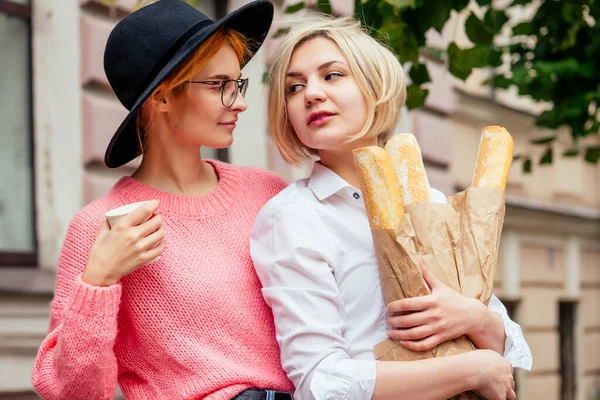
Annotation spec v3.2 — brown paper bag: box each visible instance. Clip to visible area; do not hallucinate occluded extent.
[449,187,506,305]
[371,187,506,400]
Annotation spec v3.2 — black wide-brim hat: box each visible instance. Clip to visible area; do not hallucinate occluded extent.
[103,0,274,168]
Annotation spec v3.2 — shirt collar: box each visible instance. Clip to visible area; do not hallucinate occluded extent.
[308,162,355,200]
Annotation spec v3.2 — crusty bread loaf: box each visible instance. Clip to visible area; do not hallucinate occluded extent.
[353,146,404,230]
[471,126,514,190]
[385,133,430,204]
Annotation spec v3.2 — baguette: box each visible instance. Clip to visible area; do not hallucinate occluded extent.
[353,146,404,229]
[385,133,430,204]
[471,126,514,190]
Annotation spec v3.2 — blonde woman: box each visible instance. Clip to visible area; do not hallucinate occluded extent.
[32,1,294,399]
[251,14,532,400]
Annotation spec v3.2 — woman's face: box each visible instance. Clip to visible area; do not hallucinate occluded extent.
[285,37,368,152]
[166,44,247,149]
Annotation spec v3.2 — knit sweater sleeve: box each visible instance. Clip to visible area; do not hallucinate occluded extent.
[32,207,123,400]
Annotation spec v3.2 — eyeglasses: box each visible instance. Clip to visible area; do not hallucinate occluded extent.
[188,78,249,107]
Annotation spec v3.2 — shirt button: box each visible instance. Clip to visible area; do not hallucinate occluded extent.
[353,192,360,199]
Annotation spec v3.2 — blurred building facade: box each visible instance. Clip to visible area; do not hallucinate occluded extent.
[0,0,598,399]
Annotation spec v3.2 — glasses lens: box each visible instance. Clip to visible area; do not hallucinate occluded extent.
[222,80,237,107]
[240,79,248,97]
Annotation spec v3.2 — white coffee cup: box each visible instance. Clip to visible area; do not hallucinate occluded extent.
[105,201,161,264]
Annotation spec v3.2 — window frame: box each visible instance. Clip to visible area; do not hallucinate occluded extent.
[0,0,37,267]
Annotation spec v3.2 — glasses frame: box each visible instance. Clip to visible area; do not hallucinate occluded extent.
[189,78,249,107]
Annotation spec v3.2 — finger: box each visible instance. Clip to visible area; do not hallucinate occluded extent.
[142,239,165,263]
[400,335,441,352]
[419,259,442,290]
[387,310,431,329]
[387,296,434,314]
[138,226,165,251]
[507,388,516,400]
[125,200,160,226]
[388,324,436,341]
[135,213,163,238]
[99,219,111,235]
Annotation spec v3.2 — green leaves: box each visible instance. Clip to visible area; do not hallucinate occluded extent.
[448,43,471,80]
[448,43,498,80]
[406,84,429,110]
[530,136,556,145]
[316,0,333,14]
[563,149,580,157]
[512,22,532,36]
[456,7,509,78]
[285,2,304,13]
[450,0,470,13]
[272,28,290,38]
[484,9,509,35]
[533,59,594,79]
[380,17,419,64]
[465,13,495,45]
[465,8,508,45]
[409,62,431,85]
[584,146,600,163]
[407,0,454,33]
[489,47,503,67]
[354,0,384,29]
[518,144,600,172]
[488,74,512,89]
[540,147,553,165]
[537,109,563,130]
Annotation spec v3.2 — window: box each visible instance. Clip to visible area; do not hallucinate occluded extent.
[559,300,577,400]
[0,0,35,266]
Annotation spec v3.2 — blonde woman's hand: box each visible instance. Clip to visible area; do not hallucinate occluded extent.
[386,261,480,351]
[469,349,516,400]
[82,200,165,286]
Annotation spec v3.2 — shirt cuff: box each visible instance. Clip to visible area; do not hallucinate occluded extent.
[496,310,533,371]
[308,357,377,400]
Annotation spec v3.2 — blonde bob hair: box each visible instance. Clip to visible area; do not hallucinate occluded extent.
[268,13,407,166]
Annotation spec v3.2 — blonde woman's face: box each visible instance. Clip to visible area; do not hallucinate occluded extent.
[285,37,368,152]
[167,44,247,149]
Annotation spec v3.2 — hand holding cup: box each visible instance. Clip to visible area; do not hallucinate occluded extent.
[82,200,165,287]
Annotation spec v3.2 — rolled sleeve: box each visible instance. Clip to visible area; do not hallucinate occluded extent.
[251,201,376,400]
[310,356,376,400]
[488,294,533,371]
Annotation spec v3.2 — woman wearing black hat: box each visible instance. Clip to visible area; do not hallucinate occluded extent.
[31,1,294,399]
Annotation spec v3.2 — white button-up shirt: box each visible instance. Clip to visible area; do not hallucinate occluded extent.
[251,162,533,400]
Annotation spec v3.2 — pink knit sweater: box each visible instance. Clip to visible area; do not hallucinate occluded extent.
[32,160,294,400]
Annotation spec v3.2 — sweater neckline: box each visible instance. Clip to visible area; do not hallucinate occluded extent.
[110,159,242,218]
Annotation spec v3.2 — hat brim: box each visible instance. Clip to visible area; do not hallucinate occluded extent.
[104,0,274,168]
